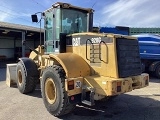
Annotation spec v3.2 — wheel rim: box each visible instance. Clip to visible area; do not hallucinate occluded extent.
[45,78,57,104]
[18,70,22,86]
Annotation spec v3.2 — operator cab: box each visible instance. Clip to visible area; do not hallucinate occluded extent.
[32,2,94,54]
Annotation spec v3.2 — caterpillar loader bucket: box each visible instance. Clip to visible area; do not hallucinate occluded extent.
[6,63,17,87]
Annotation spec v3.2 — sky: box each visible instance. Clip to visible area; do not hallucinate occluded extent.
[0,0,160,28]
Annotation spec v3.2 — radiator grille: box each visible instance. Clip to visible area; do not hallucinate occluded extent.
[116,38,142,78]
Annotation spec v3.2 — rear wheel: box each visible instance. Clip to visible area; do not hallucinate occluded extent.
[155,65,160,78]
[41,65,75,117]
[16,61,36,94]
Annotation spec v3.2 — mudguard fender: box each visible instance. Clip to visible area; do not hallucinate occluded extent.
[49,53,91,78]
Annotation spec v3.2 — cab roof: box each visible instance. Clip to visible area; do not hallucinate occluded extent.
[44,2,94,13]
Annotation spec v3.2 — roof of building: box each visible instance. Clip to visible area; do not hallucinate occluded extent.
[0,21,44,32]
[0,22,44,40]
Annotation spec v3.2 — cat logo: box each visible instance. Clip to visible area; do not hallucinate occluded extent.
[72,37,80,46]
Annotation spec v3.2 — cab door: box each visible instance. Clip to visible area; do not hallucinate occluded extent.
[45,11,54,54]
[45,8,61,54]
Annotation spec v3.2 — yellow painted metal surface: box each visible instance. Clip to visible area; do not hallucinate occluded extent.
[65,73,149,97]
[65,77,83,96]
[70,32,137,40]
[29,46,45,67]
[29,33,148,98]
[83,73,149,96]
[66,36,118,78]
[49,53,90,78]
[66,33,138,79]
[29,48,38,60]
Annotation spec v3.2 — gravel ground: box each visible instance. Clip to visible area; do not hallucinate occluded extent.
[0,68,160,120]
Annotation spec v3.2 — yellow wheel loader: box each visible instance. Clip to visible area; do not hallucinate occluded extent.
[15,2,149,117]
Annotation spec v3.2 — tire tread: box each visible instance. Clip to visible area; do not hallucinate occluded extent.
[17,61,37,94]
[42,65,75,117]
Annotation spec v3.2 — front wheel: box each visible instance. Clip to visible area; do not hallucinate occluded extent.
[16,61,36,94]
[41,65,75,117]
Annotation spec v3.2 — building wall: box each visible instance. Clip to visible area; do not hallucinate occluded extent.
[0,49,14,58]
[130,28,160,35]
[99,27,160,36]
[0,37,14,58]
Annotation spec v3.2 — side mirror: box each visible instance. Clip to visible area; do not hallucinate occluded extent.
[31,14,38,22]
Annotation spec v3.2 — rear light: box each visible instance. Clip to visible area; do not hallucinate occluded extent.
[71,96,74,101]
[117,81,121,92]
[68,80,74,90]
[144,76,149,85]
[117,81,121,86]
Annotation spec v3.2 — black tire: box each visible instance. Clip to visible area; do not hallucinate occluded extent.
[41,65,75,117]
[155,65,160,78]
[16,61,36,94]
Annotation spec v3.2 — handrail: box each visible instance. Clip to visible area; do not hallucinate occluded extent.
[86,39,93,60]
[99,41,107,62]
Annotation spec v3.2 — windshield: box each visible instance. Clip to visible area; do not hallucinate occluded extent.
[61,9,88,34]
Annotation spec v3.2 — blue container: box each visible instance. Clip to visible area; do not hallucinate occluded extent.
[134,34,160,60]
[100,26,129,35]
